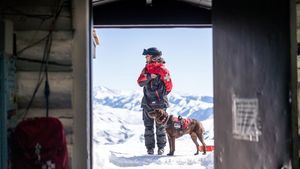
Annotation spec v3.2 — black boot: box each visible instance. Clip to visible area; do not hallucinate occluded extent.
[158,148,164,155]
[147,148,154,155]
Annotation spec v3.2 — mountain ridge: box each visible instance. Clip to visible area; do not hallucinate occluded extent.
[93,86,213,121]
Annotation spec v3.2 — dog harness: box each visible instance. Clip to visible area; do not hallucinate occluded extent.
[172,116,192,130]
[161,115,192,130]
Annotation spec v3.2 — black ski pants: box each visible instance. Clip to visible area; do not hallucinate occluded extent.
[143,108,167,150]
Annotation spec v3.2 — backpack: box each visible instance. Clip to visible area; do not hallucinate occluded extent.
[11,117,68,169]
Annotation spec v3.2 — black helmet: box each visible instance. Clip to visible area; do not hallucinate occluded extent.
[142,47,162,57]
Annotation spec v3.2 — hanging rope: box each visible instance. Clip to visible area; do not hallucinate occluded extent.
[22,0,65,119]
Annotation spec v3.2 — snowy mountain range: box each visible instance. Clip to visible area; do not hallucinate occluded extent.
[93,86,213,121]
[92,86,214,169]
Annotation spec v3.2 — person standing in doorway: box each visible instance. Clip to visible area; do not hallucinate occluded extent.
[137,47,173,155]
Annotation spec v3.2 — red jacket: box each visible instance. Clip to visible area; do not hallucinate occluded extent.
[137,62,173,93]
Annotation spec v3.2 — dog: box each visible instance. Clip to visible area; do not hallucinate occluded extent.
[148,109,206,156]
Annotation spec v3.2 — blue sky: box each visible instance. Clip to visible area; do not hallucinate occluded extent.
[93,28,213,96]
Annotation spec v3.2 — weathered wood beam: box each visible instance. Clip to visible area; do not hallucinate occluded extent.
[17,72,73,109]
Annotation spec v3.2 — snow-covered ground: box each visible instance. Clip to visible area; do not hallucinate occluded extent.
[93,87,214,169]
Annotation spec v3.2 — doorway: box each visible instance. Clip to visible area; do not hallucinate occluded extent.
[92,28,213,168]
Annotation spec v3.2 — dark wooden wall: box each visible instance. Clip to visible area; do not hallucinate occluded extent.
[213,0,295,168]
[1,0,74,167]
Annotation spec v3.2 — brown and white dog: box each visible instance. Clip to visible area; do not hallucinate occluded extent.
[148,109,206,156]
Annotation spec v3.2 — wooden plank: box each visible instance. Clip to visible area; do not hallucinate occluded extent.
[15,31,73,71]
[4,16,72,31]
[67,144,73,168]
[297,4,300,28]
[16,30,73,41]
[16,60,72,72]
[17,72,73,109]
[297,29,300,42]
[1,0,66,7]
[9,108,73,128]
[66,133,73,144]
[17,93,72,108]
[17,108,73,118]
[3,5,72,31]
[16,39,73,64]
[60,118,74,135]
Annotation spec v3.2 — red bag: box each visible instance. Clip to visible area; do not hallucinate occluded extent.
[11,117,68,169]
[199,145,215,152]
